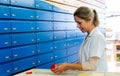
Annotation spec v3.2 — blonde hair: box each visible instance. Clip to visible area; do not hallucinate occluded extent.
[74,6,99,27]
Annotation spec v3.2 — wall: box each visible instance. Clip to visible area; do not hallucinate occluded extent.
[0,0,105,76]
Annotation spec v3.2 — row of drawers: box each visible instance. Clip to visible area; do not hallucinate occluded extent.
[0,5,74,21]
[37,53,78,69]
[0,0,68,13]
[0,38,83,63]
[0,32,84,48]
[0,20,78,33]
[0,49,79,76]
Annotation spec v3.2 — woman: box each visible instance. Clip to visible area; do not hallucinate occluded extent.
[51,6,107,74]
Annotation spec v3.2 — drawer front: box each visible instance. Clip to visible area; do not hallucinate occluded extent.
[0,20,11,33]
[0,62,13,76]
[53,22,66,30]
[37,52,54,65]
[0,0,10,4]
[11,7,35,20]
[37,42,53,54]
[0,5,10,18]
[0,49,12,63]
[36,32,53,42]
[36,21,53,31]
[11,21,36,32]
[54,40,66,50]
[54,31,66,40]
[13,57,37,73]
[12,45,37,60]
[0,34,11,48]
[35,0,52,10]
[11,0,35,8]
[36,10,52,20]
[12,33,36,46]
[54,49,67,60]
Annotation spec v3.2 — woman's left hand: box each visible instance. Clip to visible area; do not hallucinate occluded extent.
[51,63,68,74]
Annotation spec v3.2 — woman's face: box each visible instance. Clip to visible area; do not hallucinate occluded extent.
[74,16,91,33]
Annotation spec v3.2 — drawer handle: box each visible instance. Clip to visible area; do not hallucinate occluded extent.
[13,41,17,44]
[36,16,40,18]
[38,50,41,53]
[4,28,9,30]
[12,14,16,17]
[51,57,53,59]
[32,62,35,64]
[6,70,10,73]
[38,60,41,63]
[3,13,8,16]
[31,39,35,41]
[32,51,35,53]
[54,46,57,48]
[14,68,18,70]
[37,38,40,41]
[14,54,18,57]
[36,4,39,7]
[4,42,9,45]
[12,28,17,30]
[55,56,57,58]
[5,56,10,59]
[30,16,34,18]
[31,27,34,30]
[36,27,40,30]
[50,47,53,49]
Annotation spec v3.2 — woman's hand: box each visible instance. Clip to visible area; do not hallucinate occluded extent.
[51,63,69,74]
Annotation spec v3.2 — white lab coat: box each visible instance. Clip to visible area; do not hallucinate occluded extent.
[78,27,108,72]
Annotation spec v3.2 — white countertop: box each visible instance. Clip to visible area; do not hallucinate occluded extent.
[13,69,120,76]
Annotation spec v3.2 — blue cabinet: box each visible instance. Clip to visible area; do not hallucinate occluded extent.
[54,49,67,60]
[54,40,66,50]
[37,52,54,65]
[35,0,52,10]
[0,20,11,33]
[11,7,35,20]
[11,0,35,8]
[0,5,10,18]
[0,49,12,63]
[12,33,36,46]
[0,62,13,76]
[37,42,53,54]
[13,57,37,73]
[0,0,10,4]
[54,31,66,40]
[36,21,53,31]
[12,45,37,60]
[36,10,53,20]
[0,34,11,48]
[53,22,66,30]
[36,32,53,42]
[11,21,36,32]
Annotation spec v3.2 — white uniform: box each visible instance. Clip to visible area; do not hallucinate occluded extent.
[78,27,108,72]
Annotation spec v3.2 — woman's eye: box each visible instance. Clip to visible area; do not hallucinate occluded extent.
[78,22,81,25]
